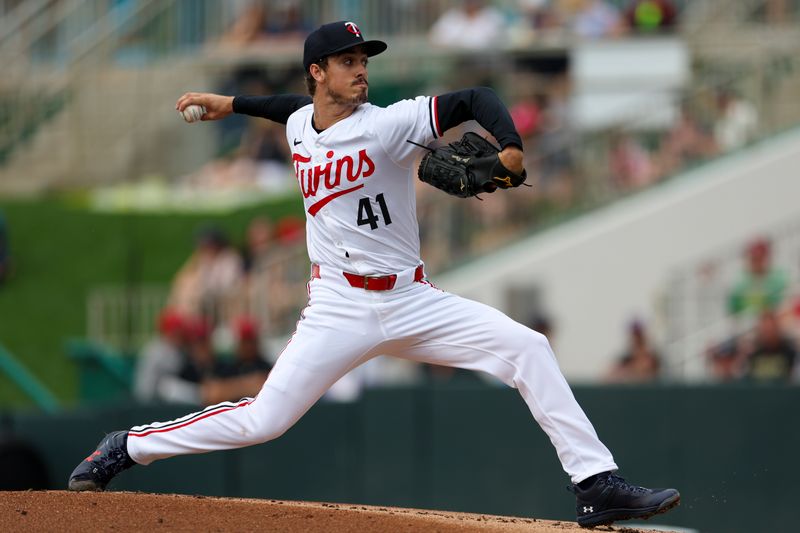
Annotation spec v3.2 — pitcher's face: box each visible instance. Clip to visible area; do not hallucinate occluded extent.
[320,48,369,106]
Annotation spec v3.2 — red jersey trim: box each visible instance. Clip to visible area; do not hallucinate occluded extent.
[432,96,442,137]
[129,398,255,438]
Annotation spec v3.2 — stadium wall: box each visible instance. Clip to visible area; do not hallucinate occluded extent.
[4,384,796,533]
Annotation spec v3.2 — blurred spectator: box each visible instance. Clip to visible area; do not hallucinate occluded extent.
[198,316,273,404]
[609,130,659,190]
[275,215,305,245]
[713,88,759,153]
[220,0,310,46]
[559,0,627,39]
[728,237,787,318]
[624,0,677,33]
[151,315,216,405]
[219,1,270,46]
[657,104,717,176]
[742,310,797,383]
[158,314,277,405]
[218,317,272,377]
[169,225,244,324]
[133,309,189,404]
[242,216,275,275]
[606,320,661,383]
[707,336,746,383]
[264,0,312,39]
[0,210,9,286]
[178,316,220,384]
[509,92,543,139]
[429,0,506,49]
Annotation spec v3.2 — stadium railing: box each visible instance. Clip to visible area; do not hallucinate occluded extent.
[0,343,60,413]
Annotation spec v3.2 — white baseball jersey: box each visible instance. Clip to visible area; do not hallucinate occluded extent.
[286,97,439,274]
[126,96,618,486]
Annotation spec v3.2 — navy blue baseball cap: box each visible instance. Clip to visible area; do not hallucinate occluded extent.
[303,21,387,72]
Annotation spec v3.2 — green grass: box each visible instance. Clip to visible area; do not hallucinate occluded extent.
[0,196,304,408]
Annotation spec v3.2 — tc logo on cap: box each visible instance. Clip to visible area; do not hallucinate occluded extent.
[344,22,361,37]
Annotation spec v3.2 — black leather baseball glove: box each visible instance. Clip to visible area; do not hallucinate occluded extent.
[414,132,527,198]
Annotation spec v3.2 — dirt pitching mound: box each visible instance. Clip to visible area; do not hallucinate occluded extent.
[0,491,664,532]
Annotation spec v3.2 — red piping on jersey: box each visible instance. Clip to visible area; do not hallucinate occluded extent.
[432,96,442,137]
[128,398,255,437]
[307,183,364,216]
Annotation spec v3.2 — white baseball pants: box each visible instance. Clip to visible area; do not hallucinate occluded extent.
[127,265,617,483]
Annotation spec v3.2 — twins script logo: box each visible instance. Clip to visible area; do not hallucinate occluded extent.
[293,149,375,215]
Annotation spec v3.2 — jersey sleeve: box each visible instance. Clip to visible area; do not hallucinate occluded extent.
[233,94,313,125]
[375,96,442,168]
[435,87,523,150]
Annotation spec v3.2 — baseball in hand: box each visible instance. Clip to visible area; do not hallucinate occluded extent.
[180,104,206,123]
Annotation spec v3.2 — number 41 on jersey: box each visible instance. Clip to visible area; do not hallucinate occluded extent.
[357,193,392,230]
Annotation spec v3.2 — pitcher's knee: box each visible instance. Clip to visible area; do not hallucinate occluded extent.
[531,329,553,353]
[249,414,294,444]
[511,329,557,373]
[510,328,552,360]
[490,328,553,383]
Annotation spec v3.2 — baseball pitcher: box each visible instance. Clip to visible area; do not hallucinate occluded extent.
[68,21,679,528]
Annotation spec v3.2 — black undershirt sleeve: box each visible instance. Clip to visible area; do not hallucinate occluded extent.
[435,87,523,150]
[232,94,313,125]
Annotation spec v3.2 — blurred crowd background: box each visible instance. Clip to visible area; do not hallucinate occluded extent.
[1,0,800,411]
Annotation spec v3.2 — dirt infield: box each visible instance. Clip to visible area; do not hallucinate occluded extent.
[0,491,671,532]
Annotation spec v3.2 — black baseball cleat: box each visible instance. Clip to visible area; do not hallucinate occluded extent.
[570,472,680,528]
[68,431,136,491]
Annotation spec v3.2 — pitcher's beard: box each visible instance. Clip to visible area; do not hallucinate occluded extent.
[328,86,368,106]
